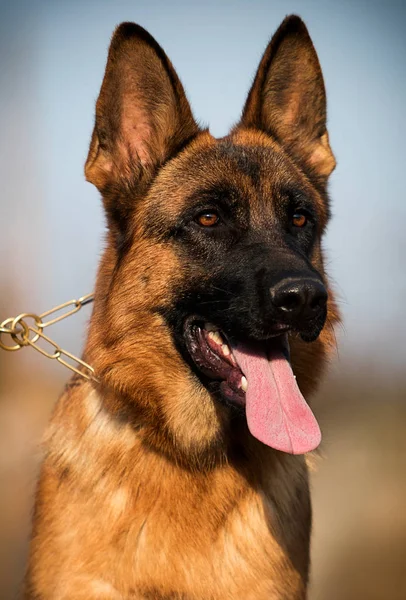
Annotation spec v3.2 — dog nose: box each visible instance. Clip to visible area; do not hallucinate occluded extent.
[270,278,327,321]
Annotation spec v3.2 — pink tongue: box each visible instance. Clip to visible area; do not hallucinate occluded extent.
[232,340,321,454]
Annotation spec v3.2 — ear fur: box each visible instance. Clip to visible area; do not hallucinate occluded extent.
[85,23,199,231]
[239,15,335,181]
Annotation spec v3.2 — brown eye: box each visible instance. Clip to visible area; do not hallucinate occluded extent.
[292,213,307,228]
[197,212,219,227]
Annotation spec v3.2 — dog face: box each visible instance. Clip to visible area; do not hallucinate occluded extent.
[85,17,339,463]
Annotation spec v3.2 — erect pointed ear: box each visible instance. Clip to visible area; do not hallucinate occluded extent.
[85,22,199,217]
[239,15,335,181]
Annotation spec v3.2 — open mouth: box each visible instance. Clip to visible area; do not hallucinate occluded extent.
[183,318,248,406]
[183,317,321,455]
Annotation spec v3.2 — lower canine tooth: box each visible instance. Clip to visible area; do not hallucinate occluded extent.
[241,376,248,392]
[222,344,230,356]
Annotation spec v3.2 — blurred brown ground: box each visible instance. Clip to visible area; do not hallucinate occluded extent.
[0,344,405,599]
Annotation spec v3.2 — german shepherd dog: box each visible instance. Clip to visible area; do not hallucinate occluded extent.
[25,15,339,600]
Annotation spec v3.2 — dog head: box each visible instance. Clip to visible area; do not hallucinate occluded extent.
[85,16,339,464]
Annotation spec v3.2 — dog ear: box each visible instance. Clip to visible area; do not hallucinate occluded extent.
[85,23,199,223]
[239,15,335,181]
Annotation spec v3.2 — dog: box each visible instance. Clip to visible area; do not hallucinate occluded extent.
[24,15,339,599]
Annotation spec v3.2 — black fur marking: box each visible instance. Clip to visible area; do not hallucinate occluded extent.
[217,141,262,187]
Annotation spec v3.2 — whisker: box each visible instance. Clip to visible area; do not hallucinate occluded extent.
[325,318,340,360]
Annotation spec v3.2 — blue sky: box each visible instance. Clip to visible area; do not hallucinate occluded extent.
[1,0,405,371]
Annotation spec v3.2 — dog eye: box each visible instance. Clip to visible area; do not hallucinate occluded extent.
[292,213,307,228]
[196,211,220,227]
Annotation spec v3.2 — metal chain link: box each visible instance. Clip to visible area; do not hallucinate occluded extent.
[0,293,97,382]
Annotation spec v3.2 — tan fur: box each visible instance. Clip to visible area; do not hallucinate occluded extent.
[27,383,312,599]
[25,16,339,600]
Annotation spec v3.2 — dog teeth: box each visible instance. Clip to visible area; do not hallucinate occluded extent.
[208,331,223,345]
[241,376,248,392]
[205,326,236,364]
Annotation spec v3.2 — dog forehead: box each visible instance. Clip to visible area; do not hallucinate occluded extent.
[148,131,312,220]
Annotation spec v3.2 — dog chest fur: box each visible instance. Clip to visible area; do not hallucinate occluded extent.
[26,386,309,599]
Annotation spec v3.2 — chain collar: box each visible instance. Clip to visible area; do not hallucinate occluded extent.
[0,293,97,382]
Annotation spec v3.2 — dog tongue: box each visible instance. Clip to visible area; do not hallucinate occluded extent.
[231,338,321,454]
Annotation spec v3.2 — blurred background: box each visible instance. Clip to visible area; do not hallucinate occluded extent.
[0,0,405,598]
